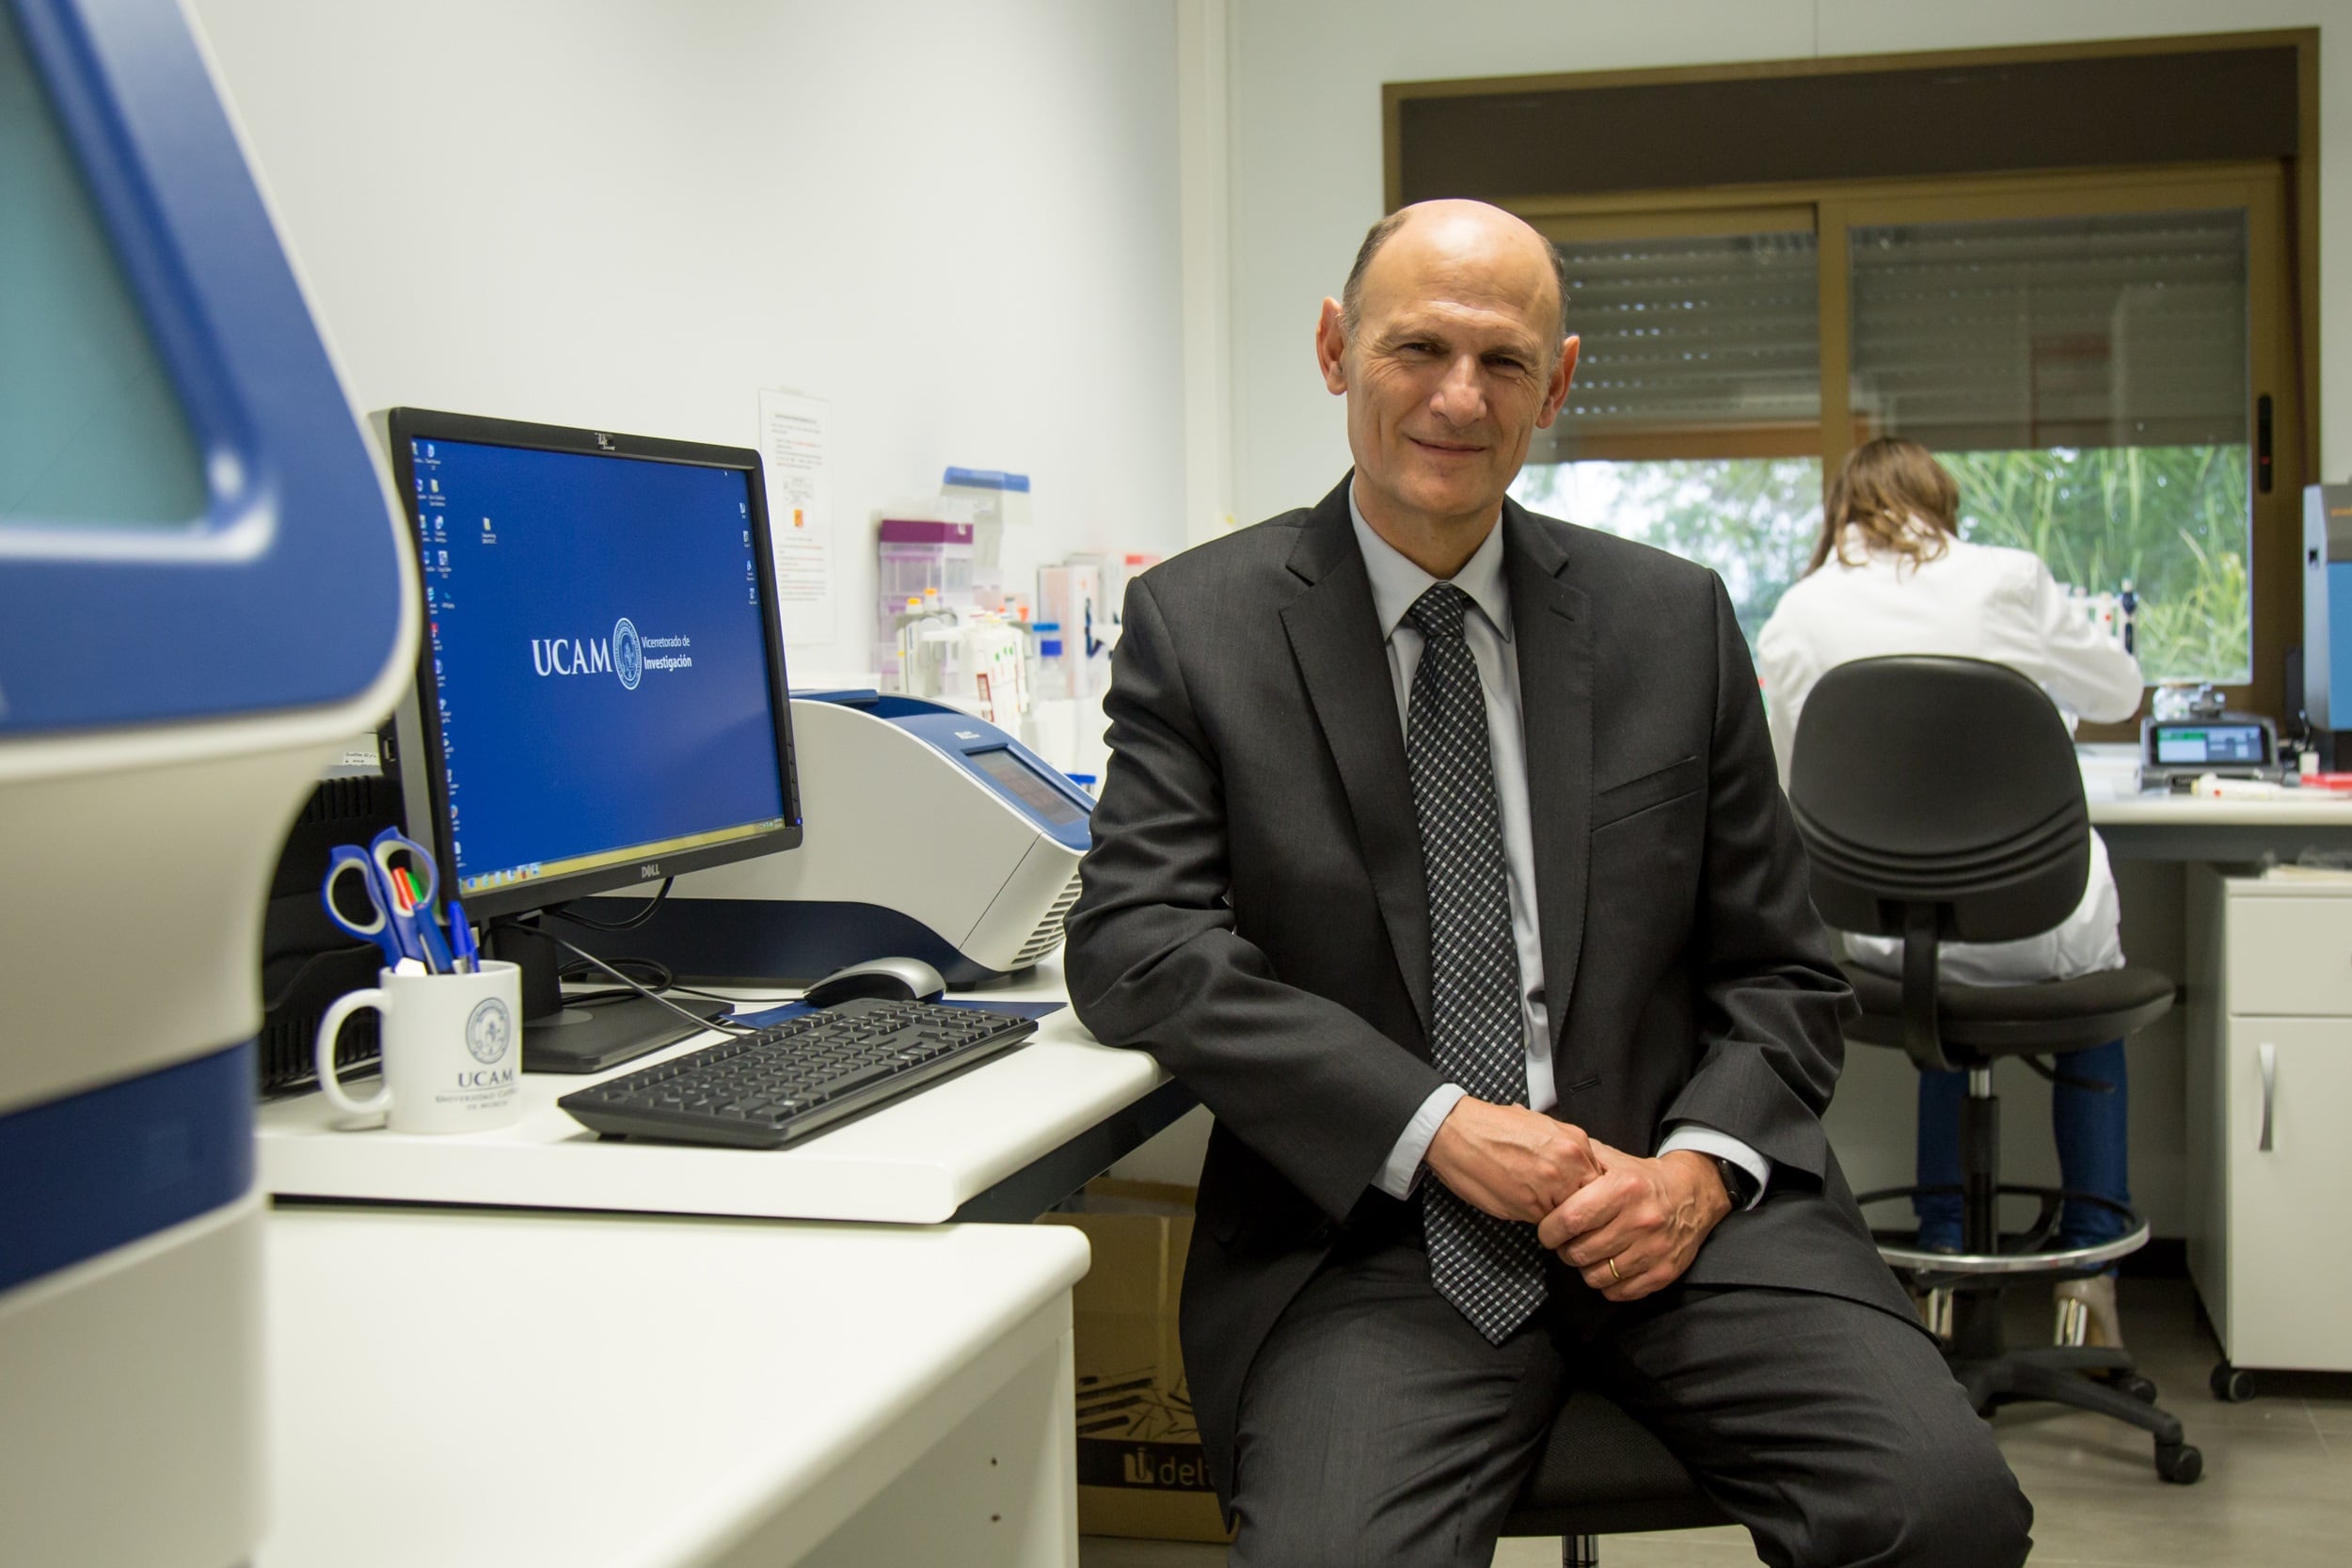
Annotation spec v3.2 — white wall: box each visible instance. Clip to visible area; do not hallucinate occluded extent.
[1229,0,2352,525]
[188,0,1188,674]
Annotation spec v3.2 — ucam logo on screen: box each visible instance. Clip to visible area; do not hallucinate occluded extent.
[532,617,691,690]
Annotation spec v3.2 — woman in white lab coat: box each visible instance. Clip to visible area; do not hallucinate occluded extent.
[1757,437,2145,1344]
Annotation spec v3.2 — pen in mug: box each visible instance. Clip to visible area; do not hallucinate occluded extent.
[380,873,435,973]
[396,869,455,974]
[445,897,481,974]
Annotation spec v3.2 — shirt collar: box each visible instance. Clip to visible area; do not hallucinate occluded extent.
[1346,483,1514,644]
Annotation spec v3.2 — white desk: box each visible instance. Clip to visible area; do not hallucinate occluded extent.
[2091,789,2352,862]
[258,1205,1090,1568]
[259,962,1187,1224]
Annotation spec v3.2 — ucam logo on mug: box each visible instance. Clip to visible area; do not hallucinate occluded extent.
[466,996,513,1065]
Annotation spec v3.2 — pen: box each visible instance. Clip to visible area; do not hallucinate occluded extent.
[379,875,430,971]
[445,897,481,974]
[397,869,456,974]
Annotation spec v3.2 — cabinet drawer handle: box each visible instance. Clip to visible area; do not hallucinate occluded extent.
[2258,1040,2277,1153]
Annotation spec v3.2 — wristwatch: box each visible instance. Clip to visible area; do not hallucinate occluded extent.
[1713,1156,1759,1211]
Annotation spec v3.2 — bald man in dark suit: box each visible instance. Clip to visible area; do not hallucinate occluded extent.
[1065,199,2031,1568]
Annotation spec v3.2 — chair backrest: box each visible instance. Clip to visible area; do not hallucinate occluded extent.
[1788,656,2089,944]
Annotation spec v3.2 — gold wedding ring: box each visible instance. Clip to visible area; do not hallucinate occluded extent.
[1607,1256,1622,1282]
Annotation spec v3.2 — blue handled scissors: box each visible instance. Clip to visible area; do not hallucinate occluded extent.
[321,827,441,969]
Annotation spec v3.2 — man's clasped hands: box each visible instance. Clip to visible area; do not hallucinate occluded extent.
[1423,1099,1735,1302]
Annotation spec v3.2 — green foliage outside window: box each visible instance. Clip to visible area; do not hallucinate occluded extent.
[1511,458,1821,650]
[1943,445,2250,685]
[1514,445,2250,684]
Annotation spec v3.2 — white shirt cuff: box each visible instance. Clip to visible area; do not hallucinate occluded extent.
[1375,1084,1470,1199]
[1657,1123,1772,1210]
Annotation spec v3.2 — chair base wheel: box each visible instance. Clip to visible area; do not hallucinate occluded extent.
[2155,1440,2203,1484]
[2209,1362,2257,1402]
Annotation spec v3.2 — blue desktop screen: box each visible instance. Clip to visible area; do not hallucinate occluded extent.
[410,437,787,895]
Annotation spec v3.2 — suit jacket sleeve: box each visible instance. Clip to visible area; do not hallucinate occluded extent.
[1658,575,1856,1185]
[1064,576,1447,1221]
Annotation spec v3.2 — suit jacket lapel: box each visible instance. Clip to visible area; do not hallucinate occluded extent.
[1279,478,1434,1044]
[1503,501,1593,1049]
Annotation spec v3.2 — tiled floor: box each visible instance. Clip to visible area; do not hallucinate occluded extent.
[1078,1278,2352,1567]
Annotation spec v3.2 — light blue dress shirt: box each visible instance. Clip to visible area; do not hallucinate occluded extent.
[1348,488,1771,1210]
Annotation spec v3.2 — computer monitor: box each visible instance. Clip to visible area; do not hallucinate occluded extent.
[381,408,802,1069]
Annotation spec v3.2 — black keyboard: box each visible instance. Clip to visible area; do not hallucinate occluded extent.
[556,997,1036,1148]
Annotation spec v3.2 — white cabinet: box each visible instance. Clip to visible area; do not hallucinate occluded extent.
[2185,869,2352,1375]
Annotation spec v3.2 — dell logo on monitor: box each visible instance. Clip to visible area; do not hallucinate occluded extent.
[640,863,662,879]
[595,432,615,451]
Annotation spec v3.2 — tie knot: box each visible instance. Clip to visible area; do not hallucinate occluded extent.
[1408,583,1472,641]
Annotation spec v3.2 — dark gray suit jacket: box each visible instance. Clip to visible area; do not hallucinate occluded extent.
[1064,477,1915,1508]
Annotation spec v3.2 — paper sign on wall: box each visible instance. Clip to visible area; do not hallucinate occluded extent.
[757,388,834,644]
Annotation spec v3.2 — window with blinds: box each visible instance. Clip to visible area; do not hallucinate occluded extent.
[1536,229,1820,463]
[1851,210,2249,451]
[1406,33,2309,717]
[1513,192,2265,685]
[1851,208,2253,684]
[1518,223,1825,649]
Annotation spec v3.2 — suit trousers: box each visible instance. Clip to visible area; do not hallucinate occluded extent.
[1228,1232,2033,1568]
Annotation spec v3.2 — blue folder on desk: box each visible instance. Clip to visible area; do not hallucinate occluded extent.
[731,1000,1066,1029]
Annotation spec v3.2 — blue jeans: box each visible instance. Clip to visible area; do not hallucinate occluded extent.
[1914,1037,2131,1253]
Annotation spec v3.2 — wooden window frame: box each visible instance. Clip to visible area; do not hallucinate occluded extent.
[1388,35,2320,732]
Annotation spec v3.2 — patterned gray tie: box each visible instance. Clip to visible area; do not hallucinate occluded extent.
[1406,582,1547,1345]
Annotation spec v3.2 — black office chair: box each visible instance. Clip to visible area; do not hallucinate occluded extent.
[1787,655,2200,1484]
[1498,1388,1730,1566]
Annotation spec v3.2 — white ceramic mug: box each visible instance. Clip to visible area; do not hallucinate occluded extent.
[314,960,524,1133]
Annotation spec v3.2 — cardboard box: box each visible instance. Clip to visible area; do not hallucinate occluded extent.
[1041,1180,1235,1544]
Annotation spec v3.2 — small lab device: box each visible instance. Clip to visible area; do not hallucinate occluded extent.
[573,693,1090,986]
[2,2,416,1561]
[2140,715,2280,788]
[2304,483,2352,767]
[376,408,804,1073]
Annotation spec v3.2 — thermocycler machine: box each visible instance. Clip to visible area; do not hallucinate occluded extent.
[3,1,417,1560]
[575,692,1091,985]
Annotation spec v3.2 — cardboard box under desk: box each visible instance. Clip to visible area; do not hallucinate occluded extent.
[1041,1179,1234,1544]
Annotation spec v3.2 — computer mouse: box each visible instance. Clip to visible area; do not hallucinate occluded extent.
[801,955,948,1008]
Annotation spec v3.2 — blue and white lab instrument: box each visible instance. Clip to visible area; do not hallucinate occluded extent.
[575,693,1090,986]
[1,3,416,1562]
[2306,484,2352,768]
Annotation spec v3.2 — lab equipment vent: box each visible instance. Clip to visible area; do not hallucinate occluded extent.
[1013,872,1084,969]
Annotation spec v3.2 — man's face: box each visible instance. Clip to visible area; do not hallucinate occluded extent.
[1318,204,1578,538]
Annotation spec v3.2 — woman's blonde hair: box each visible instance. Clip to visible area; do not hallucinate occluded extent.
[1808,436,1960,574]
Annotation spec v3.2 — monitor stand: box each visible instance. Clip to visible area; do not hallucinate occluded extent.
[518,994,728,1074]
[489,920,733,1074]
